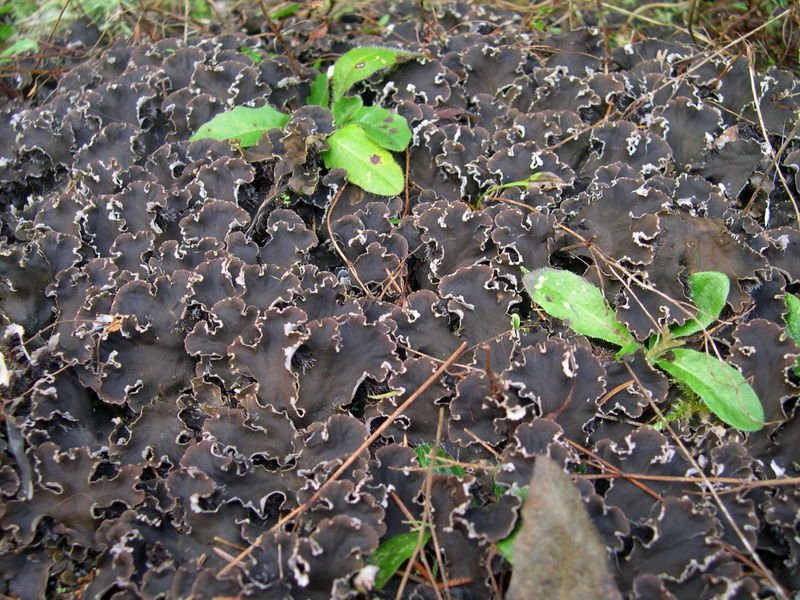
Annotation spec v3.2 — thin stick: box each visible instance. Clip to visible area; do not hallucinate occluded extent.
[397,408,447,600]
[389,491,438,588]
[744,45,799,228]
[216,341,468,577]
[686,0,699,48]
[572,472,800,490]
[463,427,503,460]
[404,147,411,217]
[564,437,665,503]
[597,378,635,407]
[426,409,452,600]
[256,0,303,78]
[324,181,373,297]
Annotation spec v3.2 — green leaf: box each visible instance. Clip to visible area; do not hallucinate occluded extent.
[784,293,800,344]
[306,72,329,107]
[615,341,645,360]
[239,46,265,64]
[0,38,39,63]
[371,530,430,590]
[523,268,635,347]
[352,105,411,152]
[271,3,300,19]
[189,105,289,147]
[190,0,212,20]
[784,293,800,377]
[670,271,729,338]
[656,348,764,431]
[0,24,16,42]
[322,124,404,196]
[415,444,465,477]
[331,46,421,102]
[332,96,363,126]
[496,527,518,563]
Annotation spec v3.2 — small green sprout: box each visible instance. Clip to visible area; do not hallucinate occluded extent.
[472,171,563,208]
[191,46,420,196]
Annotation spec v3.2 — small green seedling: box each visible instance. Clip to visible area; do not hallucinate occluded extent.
[523,268,764,431]
[191,46,420,196]
[472,171,563,208]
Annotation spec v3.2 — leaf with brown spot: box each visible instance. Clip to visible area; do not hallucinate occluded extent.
[331,46,421,102]
[322,124,403,196]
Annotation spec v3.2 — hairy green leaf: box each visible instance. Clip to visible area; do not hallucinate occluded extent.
[523,268,635,347]
[306,72,329,107]
[352,105,411,151]
[190,105,289,147]
[332,96,363,126]
[670,271,729,338]
[322,124,403,196]
[370,530,430,590]
[331,46,420,102]
[656,348,764,431]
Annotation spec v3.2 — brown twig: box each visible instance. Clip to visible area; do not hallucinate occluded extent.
[403,147,411,218]
[564,437,665,504]
[597,378,635,407]
[256,0,303,78]
[743,45,799,229]
[572,472,800,490]
[426,409,452,600]
[687,0,699,48]
[389,491,439,588]
[216,342,468,577]
[324,181,374,297]
[397,407,449,600]
[463,427,503,460]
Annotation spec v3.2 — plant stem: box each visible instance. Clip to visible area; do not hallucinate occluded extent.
[644,329,683,363]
